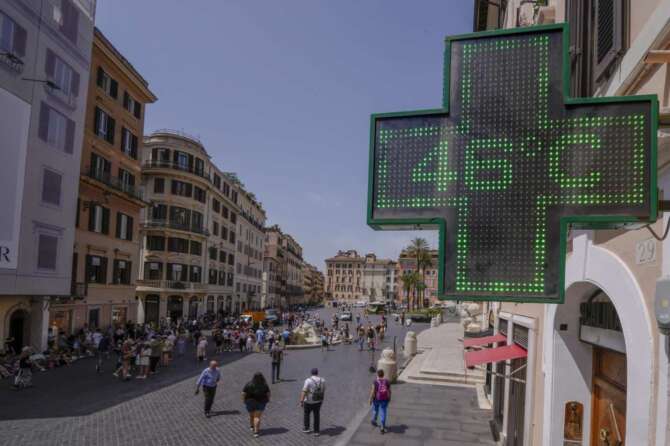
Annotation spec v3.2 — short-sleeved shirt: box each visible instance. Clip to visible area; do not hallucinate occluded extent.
[302,376,325,403]
[243,381,270,403]
[270,345,283,363]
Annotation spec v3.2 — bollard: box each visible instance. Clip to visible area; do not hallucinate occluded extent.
[430,317,438,327]
[404,331,417,358]
[377,348,398,383]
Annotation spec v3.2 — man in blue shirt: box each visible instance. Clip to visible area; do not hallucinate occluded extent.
[195,360,220,417]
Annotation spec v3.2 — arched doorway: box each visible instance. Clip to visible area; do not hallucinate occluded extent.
[8,309,30,353]
[167,296,183,321]
[145,295,160,325]
[543,238,653,445]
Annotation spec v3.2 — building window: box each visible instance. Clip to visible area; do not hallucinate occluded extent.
[219,250,226,263]
[146,235,165,251]
[167,237,190,254]
[90,152,111,180]
[86,255,107,283]
[218,270,225,286]
[228,253,234,266]
[169,206,191,228]
[231,191,238,204]
[190,266,201,283]
[213,174,221,189]
[209,269,217,285]
[192,211,204,232]
[96,67,118,98]
[118,168,135,193]
[221,226,228,240]
[37,234,58,270]
[174,151,189,171]
[112,260,131,284]
[0,12,27,60]
[194,186,206,204]
[171,179,192,197]
[94,107,115,144]
[41,168,62,206]
[223,182,230,196]
[230,212,237,224]
[230,231,236,244]
[144,261,162,280]
[212,198,220,213]
[212,221,219,236]
[59,0,79,44]
[115,212,133,241]
[209,247,217,261]
[154,178,165,193]
[123,91,142,119]
[190,240,202,256]
[88,204,110,234]
[45,49,79,98]
[152,204,167,220]
[121,128,138,159]
[227,272,233,286]
[221,206,229,219]
[39,102,74,153]
[236,263,241,274]
[167,263,188,282]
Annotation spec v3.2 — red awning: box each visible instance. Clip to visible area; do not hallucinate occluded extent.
[463,333,507,348]
[464,344,527,368]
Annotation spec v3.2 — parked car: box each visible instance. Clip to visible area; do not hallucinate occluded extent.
[339,312,353,321]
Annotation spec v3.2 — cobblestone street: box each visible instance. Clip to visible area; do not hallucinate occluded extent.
[0,311,465,446]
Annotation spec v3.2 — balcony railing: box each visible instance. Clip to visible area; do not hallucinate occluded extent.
[142,219,209,236]
[85,166,144,201]
[136,279,207,290]
[142,160,210,181]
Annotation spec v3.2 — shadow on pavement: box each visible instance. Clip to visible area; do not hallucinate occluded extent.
[211,409,241,416]
[320,425,345,436]
[387,424,408,434]
[261,427,289,436]
[0,344,249,420]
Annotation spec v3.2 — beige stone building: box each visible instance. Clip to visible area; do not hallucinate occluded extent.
[232,183,266,311]
[137,130,240,322]
[325,250,395,303]
[302,262,325,305]
[48,27,155,334]
[262,225,304,308]
[469,1,670,445]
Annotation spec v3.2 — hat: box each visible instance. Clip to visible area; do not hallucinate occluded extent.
[311,368,318,375]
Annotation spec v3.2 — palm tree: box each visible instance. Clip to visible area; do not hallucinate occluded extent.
[417,250,434,308]
[400,272,417,311]
[405,238,430,309]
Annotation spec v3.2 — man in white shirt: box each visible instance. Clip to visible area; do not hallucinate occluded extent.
[300,368,325,437]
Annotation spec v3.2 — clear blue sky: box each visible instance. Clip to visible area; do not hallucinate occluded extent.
[95,0,473,270]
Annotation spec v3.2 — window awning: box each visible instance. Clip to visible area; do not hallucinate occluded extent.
[463,333,507,348]
[464,344,527,368]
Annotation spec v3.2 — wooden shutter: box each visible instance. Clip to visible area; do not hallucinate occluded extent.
[61,0,79,44]
[38,102,49,141]
[101,207,110,235]
[88,205,96,231]
[126,216,133,241]
[123,91,129,109]
[96,67,104,87]
[71,70,80,97]
[134,101,141,119]
[109,79,118,98]
[45,49,55,77]
[593,0,624,82]
[115,212,122,238]
[106,117,115,144]
[85,254,91,282]
[100,257,108,283]
[13,23,26,57]
[64,118,74,154]
[94,107,101,136]
[131,134,138,159]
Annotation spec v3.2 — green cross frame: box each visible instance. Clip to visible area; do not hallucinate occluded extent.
[367,24,658,304]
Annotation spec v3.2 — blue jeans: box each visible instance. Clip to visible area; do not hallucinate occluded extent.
[371,400,389,427]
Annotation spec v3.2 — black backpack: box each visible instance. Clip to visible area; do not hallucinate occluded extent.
[311,378,324,401]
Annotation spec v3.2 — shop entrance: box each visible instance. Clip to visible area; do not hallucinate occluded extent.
[590,347,626,446]
[8,309,29,353]
[145,295,159,325]
[167,296,183,321]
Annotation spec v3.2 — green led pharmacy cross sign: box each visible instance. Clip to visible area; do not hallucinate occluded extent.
[367,24,658,304]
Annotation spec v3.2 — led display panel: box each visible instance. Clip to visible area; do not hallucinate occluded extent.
[368,25,657,303]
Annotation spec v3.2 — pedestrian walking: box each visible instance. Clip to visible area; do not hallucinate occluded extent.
[300,367,325,437]
[242,372,271,438]
[197,336,208,362]
[176,333,187,356]
[270,342,283,384]
[96,334,110,373]
[320,331,328,352]
[369,369,392,434]
[195,360,221,417]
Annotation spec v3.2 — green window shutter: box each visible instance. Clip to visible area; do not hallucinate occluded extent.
[593,0,624,82]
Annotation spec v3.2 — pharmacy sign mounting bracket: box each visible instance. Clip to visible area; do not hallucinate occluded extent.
[367,24,657,304]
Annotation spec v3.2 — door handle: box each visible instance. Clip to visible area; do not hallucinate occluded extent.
[607,402,623,446]
[599,428,611,446]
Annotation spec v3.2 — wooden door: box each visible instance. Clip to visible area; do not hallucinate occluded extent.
[591,347,626,446]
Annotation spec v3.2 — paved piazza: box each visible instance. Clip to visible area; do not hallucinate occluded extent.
[0,309,492,445]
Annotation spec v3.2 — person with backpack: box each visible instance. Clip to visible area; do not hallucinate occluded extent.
[269,342,283,384]
[300,367,325,437]
[369,369,392,434]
